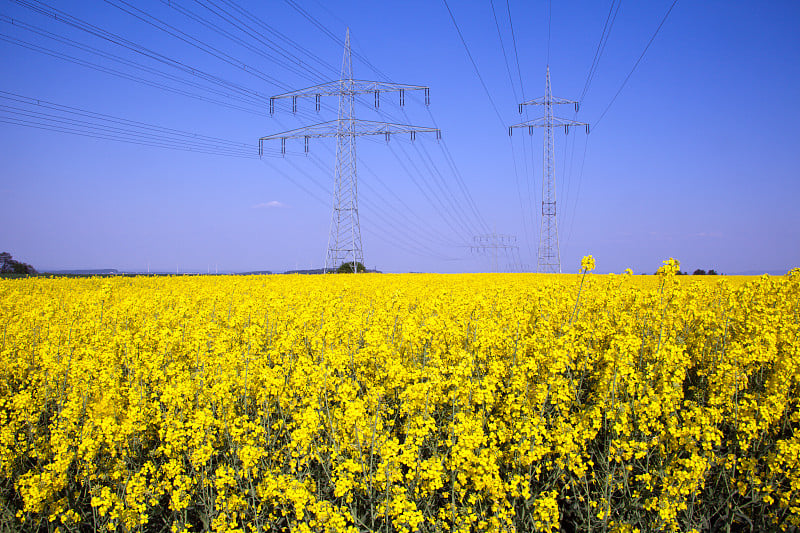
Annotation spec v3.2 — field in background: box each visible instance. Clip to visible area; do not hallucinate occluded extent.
[1,268,799,532]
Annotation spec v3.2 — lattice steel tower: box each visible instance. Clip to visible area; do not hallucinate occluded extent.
[471,232,520,273]
[509,66,588,273]
[260,30,439,272]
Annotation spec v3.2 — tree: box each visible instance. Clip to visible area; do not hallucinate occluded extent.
[693,269,707,275]
[0,252,37,275]
[707,269,718,276]
[335,261,367,274]
[11,262,35,274]
[0,252,11,272]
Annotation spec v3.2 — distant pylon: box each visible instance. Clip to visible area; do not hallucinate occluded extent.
[260,30,440,273]
[509,66,589,273]
[471,232,519,273]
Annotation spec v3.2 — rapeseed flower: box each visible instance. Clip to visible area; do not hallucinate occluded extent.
[0,267,797,531]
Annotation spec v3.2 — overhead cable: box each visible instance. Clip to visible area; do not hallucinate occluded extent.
[594,0,678,128]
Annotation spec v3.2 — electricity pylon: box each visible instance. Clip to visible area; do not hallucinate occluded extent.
[471,232,519,273]
[509,66,588,273]
[260,29,440,273]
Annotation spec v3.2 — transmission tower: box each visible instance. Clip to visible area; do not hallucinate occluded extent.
[260,29,440,273]
[471,232,520,273]
[509,66,588,273]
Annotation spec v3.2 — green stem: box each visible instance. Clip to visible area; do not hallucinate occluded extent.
[570,270,588,324]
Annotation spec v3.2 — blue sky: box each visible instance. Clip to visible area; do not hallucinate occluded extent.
[1,0,798,274]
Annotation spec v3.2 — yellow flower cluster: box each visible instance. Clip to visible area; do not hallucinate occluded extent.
[1,264,798,532]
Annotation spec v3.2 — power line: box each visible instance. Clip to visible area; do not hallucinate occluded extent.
[100,0,292,91]
[0,91,255,149]
[594,0,678,128]
[363,120,488,244]
[359,183,464,250]
[10,2,488,266]
[263,2,489,254]
[428,121,491,233]
[505,0,526,101]
[359,48,490,237]
[359,218,461,262]
[385,138,474,243]
[10,0,275,102]
[0,116,244,157]
[2,0,479,268]
[7,0,323,122]
[377,98,491,237]
[278,0,492,244]
[546,0,552,65]
[217,0,340,78]
[555,1,620,250]
[261,159,330,206]
[557,118,580,238]
[200,0,337,81]
[565,135,590,248]
[277,151,460,262]
[489,0,537,261]
[504,0,538,262]
[253,16,485,248]
[308,150,465,249]
[280,150,459,261]
[0,16,269,113]
[489,0,518,102]
[0,32,267,115]
[313,123,480,248]
[578,0,622,104]
[507,138,535,260]
[441,0,506,127]
[157,0,332,85]
[0,91,281,157]
[550,1,627,259]
[4,1,330,122]
[409,136,484,237]
[281,0,388,82]
[0,113,262,157]
[360,206,462,261]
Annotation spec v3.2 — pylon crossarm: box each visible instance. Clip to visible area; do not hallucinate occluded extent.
[260,121,339,141]
[271,80,428,100]
[350,80,428,93]
[260,120,440,141]
[260,120,440,155]
[510,116,588,129]
[520,95,577,106]
[351,120,439,137]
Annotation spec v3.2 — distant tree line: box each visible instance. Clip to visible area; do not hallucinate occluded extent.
[653,268,720,275]
[0,252,37,275]
[692,269,719,276]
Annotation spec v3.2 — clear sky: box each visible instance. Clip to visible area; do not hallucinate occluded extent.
[1,0,798,274]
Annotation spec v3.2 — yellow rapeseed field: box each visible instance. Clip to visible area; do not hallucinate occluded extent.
[1,259,799,532]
